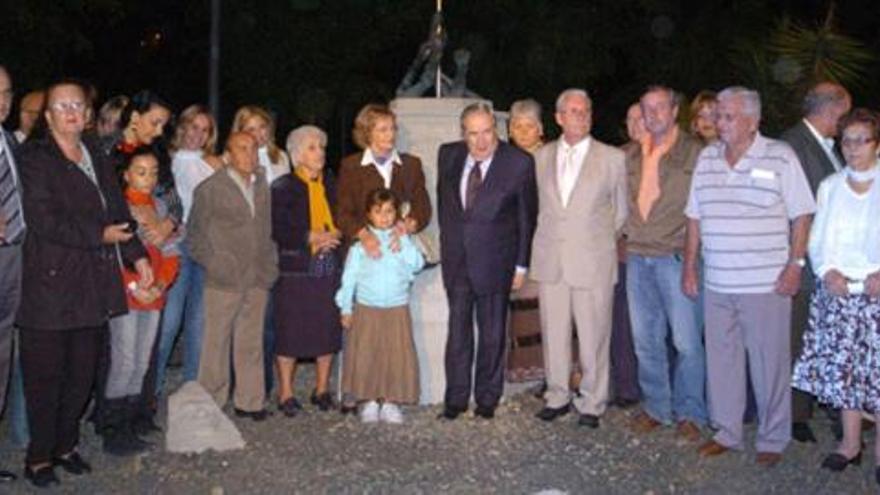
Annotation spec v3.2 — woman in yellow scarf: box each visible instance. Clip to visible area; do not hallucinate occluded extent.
[269,125,343,417]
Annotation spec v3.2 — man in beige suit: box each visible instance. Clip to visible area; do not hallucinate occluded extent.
[532,88,628,428]
[188,132,279,420]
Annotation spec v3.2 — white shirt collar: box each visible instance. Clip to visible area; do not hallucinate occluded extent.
[559,136,591,154]
[803,118,835,150]
[361,148,401,167]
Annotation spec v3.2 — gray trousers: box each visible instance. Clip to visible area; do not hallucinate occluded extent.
[0,244,22,414]
[106,310,161,399]
[705,289,792,453]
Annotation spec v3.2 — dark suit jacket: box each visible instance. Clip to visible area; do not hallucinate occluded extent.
[271,170,339,274]
[781,120,841,288]
[16,135,147,330]
[437,140,537,295]
[335,151,431,244]
[781,121,842,195]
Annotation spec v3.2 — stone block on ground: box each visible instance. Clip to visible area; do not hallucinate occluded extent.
[166,381,246,454]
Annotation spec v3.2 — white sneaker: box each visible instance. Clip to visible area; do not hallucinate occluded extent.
[379,402,404,424]
[360,401,380,423]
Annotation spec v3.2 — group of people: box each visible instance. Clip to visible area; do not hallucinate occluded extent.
[0,59,878,489]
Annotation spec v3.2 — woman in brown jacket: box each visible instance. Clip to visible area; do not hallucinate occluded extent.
[336,103,431,255]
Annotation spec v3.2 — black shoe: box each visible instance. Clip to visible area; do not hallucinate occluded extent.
[0,469,16,482]
[821,452,862,472]
[612,397,639,409]
[234,408,270,421]
[474,405,495,419]
[339,403,357,415]
[24,465,59,488]
[132,416,162,437]
[52,452,92,475]
[278,398,303,418]
[536,404,571,422]
[102,427,148,456]
[438,405,466,420]
[578,413,600,428]
[792,422,817,443]
[310,391,336,412]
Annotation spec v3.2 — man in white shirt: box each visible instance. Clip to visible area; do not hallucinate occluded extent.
[530,88,627,428]
[781,82,851,443]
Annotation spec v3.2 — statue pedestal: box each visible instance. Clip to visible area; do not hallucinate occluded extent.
[391,97,507,404]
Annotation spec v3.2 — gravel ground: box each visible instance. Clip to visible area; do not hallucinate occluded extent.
[0,365,877,494]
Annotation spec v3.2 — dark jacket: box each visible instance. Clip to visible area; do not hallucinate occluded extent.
[16,135,147,330]
[271,171,339,274]
[335,151,431,244]
[437,140,537,295]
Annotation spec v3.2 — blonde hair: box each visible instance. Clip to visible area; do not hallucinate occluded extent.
[352,103,396,150]
[171,104,217,154]
[232,105,282,163]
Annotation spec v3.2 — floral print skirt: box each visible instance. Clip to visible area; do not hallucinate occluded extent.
[792,282,880,413]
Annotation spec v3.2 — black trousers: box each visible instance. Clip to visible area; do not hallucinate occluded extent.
[20,325,103,465]
[444,275,509,410]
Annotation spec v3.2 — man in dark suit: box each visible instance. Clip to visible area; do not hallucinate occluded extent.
[781,81,851,443]
[0,65,22,483]
[436,102,537,419]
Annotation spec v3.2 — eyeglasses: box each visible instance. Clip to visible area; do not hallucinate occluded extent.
[49,101,86,113]
[841,136,876,148]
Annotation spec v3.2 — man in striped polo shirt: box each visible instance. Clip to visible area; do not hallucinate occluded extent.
[682,87,815,467]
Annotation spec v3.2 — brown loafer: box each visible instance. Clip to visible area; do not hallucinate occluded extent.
[630,411,662,434]
[756,452,782,467]
[698,439,729,458]
[676,420,702,443]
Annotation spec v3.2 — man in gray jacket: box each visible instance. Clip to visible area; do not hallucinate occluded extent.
[188,132,278,420]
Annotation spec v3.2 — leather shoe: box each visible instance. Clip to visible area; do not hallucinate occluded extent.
[756,451,782,467]
[0,469,15,482]
[676,420,702,443]
[697,439,729,458]
[535,404,570,422]
[438,405,465,420]
[612,397,638,409]
[474,405,495,419]
[578,413,600,428]
[629,411,662,434]
[233,408,270,421]
[53,451,92,475]
[792,422,817,443]
[821,452,862,472]
[24,464,59,488]
[310,390,336,412]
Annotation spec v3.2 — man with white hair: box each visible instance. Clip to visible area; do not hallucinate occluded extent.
[531,88,627,428]
[683,87,815,466]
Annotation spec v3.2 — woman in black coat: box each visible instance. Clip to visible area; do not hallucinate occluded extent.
[16,80,151,487]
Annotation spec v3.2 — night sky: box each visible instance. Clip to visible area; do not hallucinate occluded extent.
[2,0,878,163]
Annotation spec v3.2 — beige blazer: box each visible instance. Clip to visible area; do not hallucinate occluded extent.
[529,137,627,289]
[187,166,279,291]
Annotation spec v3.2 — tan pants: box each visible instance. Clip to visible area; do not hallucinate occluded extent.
[539,280,613,415]
[198,287,267,412]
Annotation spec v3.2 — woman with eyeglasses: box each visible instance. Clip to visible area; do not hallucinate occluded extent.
[15,80,152,487]
[793,108,880,487]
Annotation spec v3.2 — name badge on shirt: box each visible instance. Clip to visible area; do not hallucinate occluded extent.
[750,168,775,180]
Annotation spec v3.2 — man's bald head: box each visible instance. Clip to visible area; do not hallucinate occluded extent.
[226,131,258,178]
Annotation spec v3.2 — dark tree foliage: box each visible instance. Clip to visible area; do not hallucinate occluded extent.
[1,0,878,165]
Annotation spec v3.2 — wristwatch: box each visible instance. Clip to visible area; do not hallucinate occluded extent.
[789,257,806,267]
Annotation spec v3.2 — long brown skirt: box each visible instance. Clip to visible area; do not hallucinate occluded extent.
[341,304,419,404]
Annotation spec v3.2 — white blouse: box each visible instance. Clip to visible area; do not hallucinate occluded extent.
[809,168,880,281]
[172,150,216,222]
[258,146,291,185]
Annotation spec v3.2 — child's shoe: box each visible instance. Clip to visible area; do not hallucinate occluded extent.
[379,402,404,424]
[360,401,380,423]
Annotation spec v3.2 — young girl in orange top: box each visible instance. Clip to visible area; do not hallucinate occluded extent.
[102,147,180,455]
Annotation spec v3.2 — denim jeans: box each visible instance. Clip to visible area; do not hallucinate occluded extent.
[155,245,205,396]
[627,254,706,424]
[107,310,161,398]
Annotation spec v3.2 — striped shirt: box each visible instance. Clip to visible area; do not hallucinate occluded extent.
[685,133,816,293]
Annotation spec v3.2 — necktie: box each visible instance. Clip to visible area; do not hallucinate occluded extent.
[0,144,25,245]
[465,161,483,210]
